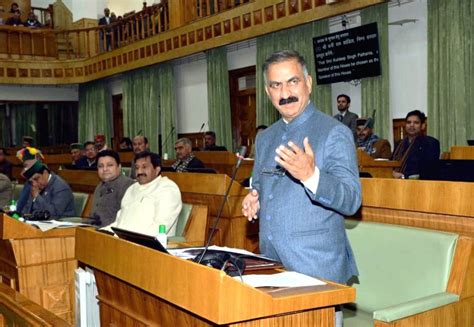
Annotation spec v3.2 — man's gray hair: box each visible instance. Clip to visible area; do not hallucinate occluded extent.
[262,50,309,85]
[175,137,192,147]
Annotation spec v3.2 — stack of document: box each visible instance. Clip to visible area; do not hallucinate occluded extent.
[235,271,326,288]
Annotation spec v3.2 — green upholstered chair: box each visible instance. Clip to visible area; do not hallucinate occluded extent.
[344,220,459,326]
[121,167,131,177]
[12,183,24,201]
[168,203,194,243]
[73,192,90,217]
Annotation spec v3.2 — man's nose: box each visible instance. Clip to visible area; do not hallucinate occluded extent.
[279,84,291,99]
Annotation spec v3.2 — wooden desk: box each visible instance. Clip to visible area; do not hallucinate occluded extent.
[0,214,77,324]
[450,146,474,159]
[357,149,399,178]
[353,178,474,238]
[76,228,355,326]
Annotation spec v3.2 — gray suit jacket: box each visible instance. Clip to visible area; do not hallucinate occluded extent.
[334,110,358,140]
[22,173,75,218]
[253,102,360,284]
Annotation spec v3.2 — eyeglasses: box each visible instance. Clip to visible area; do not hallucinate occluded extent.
[260,167,286,177]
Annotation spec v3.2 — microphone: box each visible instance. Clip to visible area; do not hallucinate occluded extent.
[198,123,205,133]
[161,126,175,155]
[193,146,248,274]
[236,146,247,167]
[362,109,376,130]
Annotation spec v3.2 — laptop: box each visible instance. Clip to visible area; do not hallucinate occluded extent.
[420,160,474,182]
[111,227,169,254]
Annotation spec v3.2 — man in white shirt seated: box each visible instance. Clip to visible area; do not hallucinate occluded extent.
[105,151,182,237]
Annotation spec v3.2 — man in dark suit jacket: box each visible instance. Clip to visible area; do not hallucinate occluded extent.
[203,131,227,151]
[334,94,358,140]
[21,161,75,218]
[171,138,205,172]
[391,110,440,178]
[98,8,116,51]
[356,118,391,159]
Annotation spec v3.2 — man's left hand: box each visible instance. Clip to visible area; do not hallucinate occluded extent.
[275,137,315,182]
[31,185,40,199]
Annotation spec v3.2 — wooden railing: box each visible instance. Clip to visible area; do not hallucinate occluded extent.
[0,0,258,60]
[0,26,57,58]
[197,0,252,18]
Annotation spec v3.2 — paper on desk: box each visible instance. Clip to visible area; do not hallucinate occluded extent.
[235,271,326,288]
[25,220,90,232]
[169,245,258,259]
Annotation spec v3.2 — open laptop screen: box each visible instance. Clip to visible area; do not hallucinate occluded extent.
[111,227,169,254]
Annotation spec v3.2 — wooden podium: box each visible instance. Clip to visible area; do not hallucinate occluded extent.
[0,214,76,324]
[357,149,400,178]
[76,228,355,326]
[162,172,258,252]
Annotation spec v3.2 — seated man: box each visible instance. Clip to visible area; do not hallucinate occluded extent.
[21,160,75,218]
[22,136,34,148]
[119,137,133,151]
[203,131,227,151]
[106,152,182,237]
[130,135,150,178]
[15,147,44,213]
[171,138,205,172]
[356,118,391,159]
[70,143,87,168]
[391,110,440,179]
[95,134,108,152]
[84,141,98,168]
[92,150,135,227]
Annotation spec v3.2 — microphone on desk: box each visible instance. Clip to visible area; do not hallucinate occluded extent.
[198,123,205,133]
[193,146,248,276]
[161,126,175,156]
[362,109,376,130]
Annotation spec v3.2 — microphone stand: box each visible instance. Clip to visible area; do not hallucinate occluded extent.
[194,147,247,264]
[161,126,175,156]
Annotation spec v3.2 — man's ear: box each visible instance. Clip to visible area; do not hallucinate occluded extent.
[155,166,161,176]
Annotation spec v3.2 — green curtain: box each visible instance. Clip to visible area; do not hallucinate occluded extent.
[157,63,178,155]
[361,3,390,140]
[123,63,177,154]
[428,0,474,152]
[206,47,233,151]
[11,104,37,147]
[78,80,111,144]
[47,103,79,146]
[123,65,160,152]
[256,19,331,126]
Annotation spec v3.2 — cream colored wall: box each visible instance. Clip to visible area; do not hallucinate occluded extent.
[105,0,162,17]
